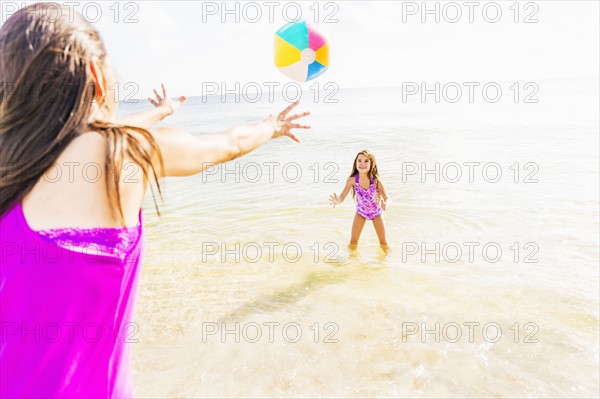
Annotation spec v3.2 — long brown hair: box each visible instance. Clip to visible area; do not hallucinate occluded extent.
[349,149,380,199]
[0,3,163,224]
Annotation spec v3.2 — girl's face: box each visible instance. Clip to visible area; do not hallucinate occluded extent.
[356,154,371,173]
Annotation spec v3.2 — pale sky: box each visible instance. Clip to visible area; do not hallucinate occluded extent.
[2,1,599,99]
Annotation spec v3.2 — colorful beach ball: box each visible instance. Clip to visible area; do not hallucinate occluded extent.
[274,21,329,82]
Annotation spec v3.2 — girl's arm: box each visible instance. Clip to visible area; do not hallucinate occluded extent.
[329,176,354,207]
[376,178,390,210]
[117,83,187,129]
[149,101,310,178]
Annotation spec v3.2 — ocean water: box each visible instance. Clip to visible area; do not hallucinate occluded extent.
[118,78,599,398]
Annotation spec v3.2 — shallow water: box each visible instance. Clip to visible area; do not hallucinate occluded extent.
[121,78,599,397]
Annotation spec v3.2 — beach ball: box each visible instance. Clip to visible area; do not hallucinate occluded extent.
[274,21,329,82]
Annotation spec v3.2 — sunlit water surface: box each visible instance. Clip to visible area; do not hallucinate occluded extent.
[117,79,599,398]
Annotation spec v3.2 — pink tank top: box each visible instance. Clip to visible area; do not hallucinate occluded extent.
[0,200,144,398]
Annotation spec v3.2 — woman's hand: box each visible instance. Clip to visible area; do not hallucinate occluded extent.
[117,83,186,128]
[329,193,340,208]
[265,101,310,143]
[147,83,187,118]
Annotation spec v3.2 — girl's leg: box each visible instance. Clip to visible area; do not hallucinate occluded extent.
[372,215,389,252]
[349,212,367,250]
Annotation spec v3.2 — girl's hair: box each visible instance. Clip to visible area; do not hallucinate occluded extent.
[0,3,163,224]
[349,149,379,199]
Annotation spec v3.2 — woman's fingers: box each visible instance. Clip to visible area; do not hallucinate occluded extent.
[161,83,167,99]
[285,122,311,130]
[153,88,162,102]
[279,100,300,118]
[287,111,310,121]
[286,132,300,143]
[269,102,310,141]
[147,97,158,106]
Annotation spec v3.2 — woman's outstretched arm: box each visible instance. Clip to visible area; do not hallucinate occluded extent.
[150,101,310,178]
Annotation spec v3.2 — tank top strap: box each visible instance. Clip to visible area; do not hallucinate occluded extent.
[355,174,359,184]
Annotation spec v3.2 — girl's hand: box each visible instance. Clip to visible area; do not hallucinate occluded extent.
[381,197,390,211]
[265,101,311,143]
[147,83,187,117]
[329,193,340,208]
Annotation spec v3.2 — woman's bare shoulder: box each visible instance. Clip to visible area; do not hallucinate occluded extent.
[62,131,107,160]
[22,131,146,229]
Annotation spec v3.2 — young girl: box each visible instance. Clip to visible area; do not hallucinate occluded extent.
[329,150,389,251]
[0,3,309,397]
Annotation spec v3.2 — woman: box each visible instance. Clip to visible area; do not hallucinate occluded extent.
[0,3,310,397]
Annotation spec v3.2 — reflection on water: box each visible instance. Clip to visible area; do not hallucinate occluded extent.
[123,79,599,397]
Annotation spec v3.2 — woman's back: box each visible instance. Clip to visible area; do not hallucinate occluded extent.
[21,132,146,230]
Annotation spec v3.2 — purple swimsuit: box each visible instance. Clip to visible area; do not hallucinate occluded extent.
[355,174,382,220]
[0,200,144,398]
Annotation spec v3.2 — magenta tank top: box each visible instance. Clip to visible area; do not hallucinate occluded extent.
[0,200,144,398]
